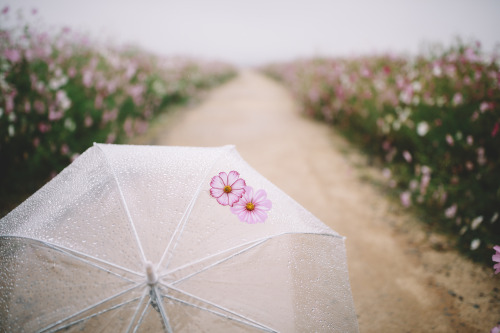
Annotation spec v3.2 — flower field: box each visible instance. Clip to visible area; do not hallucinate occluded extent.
[262,42,500,261]
[0,8,236,212]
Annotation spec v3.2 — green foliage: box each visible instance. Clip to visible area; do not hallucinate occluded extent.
[262,42,500,262]
[0,15,236,212]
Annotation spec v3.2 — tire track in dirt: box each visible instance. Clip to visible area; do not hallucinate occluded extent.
[131,70,500,332]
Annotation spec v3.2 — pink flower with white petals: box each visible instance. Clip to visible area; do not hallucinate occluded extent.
[210,171,246,206]
[231,186,272,223]
[492,122,499,138]
[493,245,500,274]
[402,150,412,163]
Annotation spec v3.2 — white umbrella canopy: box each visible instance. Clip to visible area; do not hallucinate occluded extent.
[0,144,358,332]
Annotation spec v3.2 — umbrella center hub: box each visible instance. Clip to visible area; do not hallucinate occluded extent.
[245,202,255,211]
[145,262,158,285]
[224,185,232,193]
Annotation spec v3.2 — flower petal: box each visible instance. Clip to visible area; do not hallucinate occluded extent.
[210,187,224,198]
[242,186,253,200]
[210,175,225,189]
[231,178,246,190]
[236,210,249,223]
[253,209,268,223]
[218,172,229,185]
[230,204,246,215]
[227,171,240,186]
[227,192,241,206]
[257,198,272,211]
[231,187,245,197]
[246,211,257,224]
[253,189,268,203]
[216,193,230,206]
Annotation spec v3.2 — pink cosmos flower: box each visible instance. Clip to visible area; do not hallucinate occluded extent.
[402,150,412,163]
[493,245,500,274]
[452,92,463,106]
[400,191,411,208]
[491,325,500,333]
[492,122,499,138]
[230,186,272,223]
[444,204,457,219]
[210,171,246,206]
[4,49,21,63]
[445,134,454,146]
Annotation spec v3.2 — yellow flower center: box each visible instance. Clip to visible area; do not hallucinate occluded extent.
[223,185,232,193]
[245,202,255,211]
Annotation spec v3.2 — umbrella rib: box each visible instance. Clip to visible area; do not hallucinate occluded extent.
[161,231,343,280]
[165,285,277,333]
[158,149,226,271]
[126,289,149,333]
[132,296,151,333]
[43,297,141,333]
[162,238,265,277]
[39,283,144,332]
[152,285,173,333]
[157,190,197,270]
[169,238,268,285]
[1,235,143,282]
[164,294,276,332]
[95,143,147,262]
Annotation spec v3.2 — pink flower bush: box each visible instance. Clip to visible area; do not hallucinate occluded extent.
[210,171,246,206]
[261,40,500,258]
[493,245,500,274]
[0,8,237,208]
[231,186,272,224]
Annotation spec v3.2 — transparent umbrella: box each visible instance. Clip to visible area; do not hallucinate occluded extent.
[0,144,358,332]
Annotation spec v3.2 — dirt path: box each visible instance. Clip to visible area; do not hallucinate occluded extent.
[132,70,499,332]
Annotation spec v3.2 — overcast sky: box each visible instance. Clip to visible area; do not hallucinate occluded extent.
[2,0,500,66]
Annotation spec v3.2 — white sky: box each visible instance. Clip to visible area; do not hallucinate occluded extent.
[2,0,500,66]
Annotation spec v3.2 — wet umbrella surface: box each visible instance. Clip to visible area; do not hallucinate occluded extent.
[0,144,358,332]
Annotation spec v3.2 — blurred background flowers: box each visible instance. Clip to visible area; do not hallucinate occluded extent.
[261,41,500,262]
[1,0,499,261]
[0,6,236,213]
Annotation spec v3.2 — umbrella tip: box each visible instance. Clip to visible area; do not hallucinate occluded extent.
[145,261,158,285]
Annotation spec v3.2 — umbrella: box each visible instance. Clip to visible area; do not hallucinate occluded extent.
[0,144,358,332]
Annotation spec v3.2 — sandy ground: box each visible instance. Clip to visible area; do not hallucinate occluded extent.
[131,70,500,332]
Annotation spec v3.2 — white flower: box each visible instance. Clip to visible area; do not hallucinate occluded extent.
[470,239,480,250]
[56,90,72,111]
[402,150,412,163]
[444,204,457,219]
[452,93,463,106]
[411,81,422,92]
[64,118,76,132]
[471,216,483,230]
[432,64,442,77]
[400,191,411,207]
[417,121,429,136]
[392,121,401,131]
